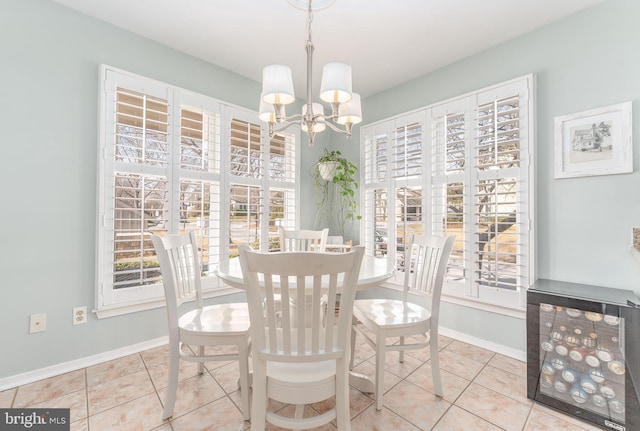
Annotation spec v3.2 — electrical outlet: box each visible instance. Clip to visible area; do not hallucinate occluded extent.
[29,313,46,333]
[73,306,87,325]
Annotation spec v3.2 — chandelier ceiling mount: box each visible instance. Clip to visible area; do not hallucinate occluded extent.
[259,0,362,146]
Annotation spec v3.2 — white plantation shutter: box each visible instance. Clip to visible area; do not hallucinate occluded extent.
[361,112,425,280]
[429,99,469,286]
[98,66,298,316]
[225,106,298,257]
[362,75,534,311]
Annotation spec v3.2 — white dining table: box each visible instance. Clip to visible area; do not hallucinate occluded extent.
[214,252,394,393]
[215,253,394,292]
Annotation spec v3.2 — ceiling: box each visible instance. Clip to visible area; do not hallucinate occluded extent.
[51,0,606,99]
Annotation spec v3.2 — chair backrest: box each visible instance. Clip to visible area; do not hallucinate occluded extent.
[403,234,455,320]
[279,227,329,252]
[151,231,203,323]
[239,245,364,363]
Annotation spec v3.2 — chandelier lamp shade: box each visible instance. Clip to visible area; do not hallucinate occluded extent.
[259,0,362,146]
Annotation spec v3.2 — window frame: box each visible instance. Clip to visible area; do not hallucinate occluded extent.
[96,65,299,318]
[360,74,535,316]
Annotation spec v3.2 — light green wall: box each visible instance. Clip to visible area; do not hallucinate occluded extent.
[358,0,640,352]
[2,0,639,379]
[0,0,262,379]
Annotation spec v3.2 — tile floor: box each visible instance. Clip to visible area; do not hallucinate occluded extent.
[1,331,604,431]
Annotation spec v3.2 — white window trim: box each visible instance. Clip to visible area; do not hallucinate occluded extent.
[96,65,299,318]
[360,74,536,313]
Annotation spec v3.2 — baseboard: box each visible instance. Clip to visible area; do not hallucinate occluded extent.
[439,326,526,361]
[1,328,526,391]
[0,336,168,391]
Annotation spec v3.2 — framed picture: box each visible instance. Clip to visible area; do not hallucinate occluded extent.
[554,101,632,178]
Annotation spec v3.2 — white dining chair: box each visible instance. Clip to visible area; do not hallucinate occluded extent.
[238,245,364,431]
[152,231,251,420]
[350,234,454,410]
[279,227,329,252]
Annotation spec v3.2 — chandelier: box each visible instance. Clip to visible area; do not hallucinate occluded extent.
[258,0,362,146]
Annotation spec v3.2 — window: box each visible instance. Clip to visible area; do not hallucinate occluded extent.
[361,75,534,311]
[97,66,298,317]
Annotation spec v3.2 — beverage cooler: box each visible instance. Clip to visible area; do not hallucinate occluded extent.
[527,279,640,431]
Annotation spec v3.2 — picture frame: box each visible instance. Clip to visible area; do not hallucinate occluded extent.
[554,101,632,178]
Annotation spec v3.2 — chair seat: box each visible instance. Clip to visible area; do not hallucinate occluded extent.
[178,302,250,335]
[353,299,431,329]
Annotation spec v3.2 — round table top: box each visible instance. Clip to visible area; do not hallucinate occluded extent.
[215,253,394,291]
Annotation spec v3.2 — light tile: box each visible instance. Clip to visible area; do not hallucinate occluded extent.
[159,372,226,419]
[380,348,424,379]
[437,349,485,381]
[13,369,85,407]
[86,353,145,386]
[70,418,88,431]
[444,340,495,364]
[350,405,420,431]
[488,354,527,379]
[32,388,87,423]
[524,406,593,431]
[383,380,450,430]
[0,388,16,407]
[456,383,531,431]
[170,397,247,431]
[209,361,242,395]
[140,344,171,368]
[474,364,532,405]
[88,392,165,431]
[311,386,373,420]
[351,358,402,394]
[147,358,201,391]
[88,369,155,415]
[11,337,616,431]
[405,362,471,403]
[433,405,503,431]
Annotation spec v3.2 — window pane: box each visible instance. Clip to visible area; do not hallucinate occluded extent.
[230,119,262,178]
[393,122,422,178]
[395,187,422,270]
[115,88,168,166]
[475,178,519,290]
[477,96,520,170]
[179,179,220,278]
[180,108,220,173]
[229,185,263,256]
[269,132,295,182]
[113,173,167,289]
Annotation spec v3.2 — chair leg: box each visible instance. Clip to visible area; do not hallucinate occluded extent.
[163,341,180,420]
[399,336,405,363]
[294,405,304,419]
[430,338,443,397]
[197,346,205,374]
[250,365,267,431]
[238,340,250,421]
[374,334,386,411]
[349,318,357,371]
[335,362,351,431]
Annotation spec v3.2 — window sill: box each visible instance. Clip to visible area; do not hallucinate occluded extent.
[95,286,243,319]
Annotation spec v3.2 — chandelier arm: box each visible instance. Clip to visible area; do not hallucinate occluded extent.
[323,120,350,136]
[269,119,303,135]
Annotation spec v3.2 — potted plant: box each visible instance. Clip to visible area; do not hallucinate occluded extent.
[311,149,361,236]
